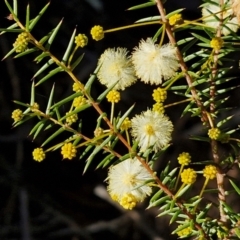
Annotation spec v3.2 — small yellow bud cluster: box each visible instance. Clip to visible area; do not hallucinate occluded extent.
[106,90,120,103]
[73,96,87,108]
[203,165,217,179]
[13,32,30,53]
[176,225,192,237]
[90,25,104,41]
[152,102,164,114]
[11,109,23,122]
[152,87,167,102]
[178,152,191,166]
[75,34,88,48]
[181,168,197,184]
[72,82,84,92]
[32,148,45,162]
[152,88,166,114]
[94,127,104,137]
[169,13,183,26]
[31,102,39,111]
[208,128,221,140]
[120,117,131,131]
[210,37,224,51]
[119,193,137,210]
[66,112,78,125]
[61,143,77,160]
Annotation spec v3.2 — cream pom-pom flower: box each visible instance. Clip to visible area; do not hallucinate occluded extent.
[131,109,173,152]
[232,0,240,24]
[131,38,179,85]
[97,48,137,90]
[107,158,153,209]
[202,0,239,35]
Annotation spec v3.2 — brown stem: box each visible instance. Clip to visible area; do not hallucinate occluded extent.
[13,10,209,239]
[210,0,227,224]
[155,0,209,124]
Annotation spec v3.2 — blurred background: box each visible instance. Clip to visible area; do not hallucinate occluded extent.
[1,0,240,240]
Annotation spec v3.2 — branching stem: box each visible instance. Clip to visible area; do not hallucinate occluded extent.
[13,4,211,237]
[155,0,210,125]
[210,0,227,224]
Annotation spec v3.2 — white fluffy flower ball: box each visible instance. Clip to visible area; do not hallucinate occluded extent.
[97,48,137,90]
[202,0,239,35]
[131,38,179,85]
[131,109,173,152]
[107,158,152,205]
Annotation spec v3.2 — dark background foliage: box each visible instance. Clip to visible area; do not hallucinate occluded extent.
[1,0,240,240]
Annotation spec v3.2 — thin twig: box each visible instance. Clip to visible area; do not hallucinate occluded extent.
[210,0,227,224]
[155,0,209,124]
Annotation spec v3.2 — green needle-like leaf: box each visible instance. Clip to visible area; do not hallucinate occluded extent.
[33,59,54,79]
[96,153,115,169]
[13,100,29,108]
[235,229,240,238]
[41,127,65,147]
[46,19,63,50]
[169,209,181,225]
[30,81,35,106]
[159,207,179,217]
[96,81,118,103]
[184,49,206,62]
[50,92,82,109]
[84,64,101,93]
[153,26,163,42]
[2,48,16,60]
[165,8,184,18]
[29,119,46,136]
[35,67,62,86]
[13,0,18,16]
[180,38,198,54]
[175,184,192,198]
[71,53,84,71]
[59,104,91,122]
[12,115,35,128]
[177,37,194,46]
[79,145,94,160]
[5,0,15,16]
[33,121,47,140]
[0,28,22,34]
[172,221,191,234]
[149,196,170,208]
[229,179,240,195]
[54,107,61,121]
[62,28,76,63]
[196,203,212,221]
[26,4,30,31]
[116,104,135,130]
[216,116,233,128]
[135,16,160,23]
[83,135,115,173]
[0,22,17,33]
[34,52,49,63]
[102,154,116,168]
[162,168,178,185]
[46,83,55,114]
[150,189,164,203]
[191,32,210,44]
[14,48,37,58]
[127,2,156,10]
[29,2,50,31]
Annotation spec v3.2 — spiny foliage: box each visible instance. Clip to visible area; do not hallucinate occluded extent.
[2,0,240,239]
